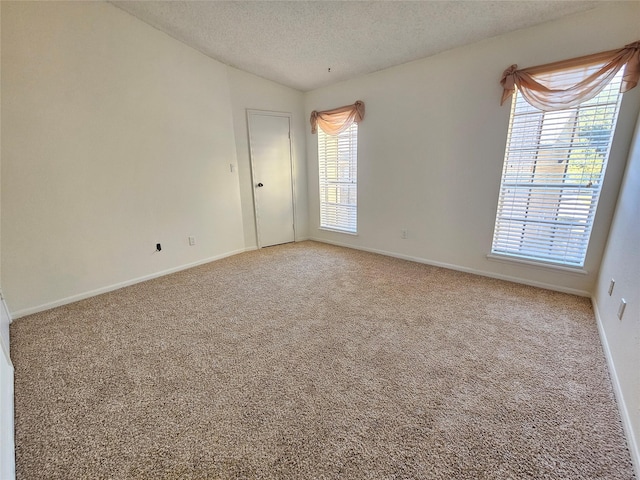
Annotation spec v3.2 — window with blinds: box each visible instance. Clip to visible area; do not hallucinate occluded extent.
[491,69,624,267]
[318,123,358,233]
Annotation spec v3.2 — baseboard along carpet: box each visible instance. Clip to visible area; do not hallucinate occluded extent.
[10,241,635,479]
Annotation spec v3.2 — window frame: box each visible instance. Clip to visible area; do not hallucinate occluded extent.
[317,123,358,234]
[490,69,624,269]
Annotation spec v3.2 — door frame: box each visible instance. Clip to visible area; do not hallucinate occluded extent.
[246,109,297,248]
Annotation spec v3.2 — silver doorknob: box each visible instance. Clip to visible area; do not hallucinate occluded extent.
[257,183,264,187]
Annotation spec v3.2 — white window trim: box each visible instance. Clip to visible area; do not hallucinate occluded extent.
[486,253,588,275]
[318,226,358,236]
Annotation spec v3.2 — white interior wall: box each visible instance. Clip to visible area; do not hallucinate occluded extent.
[0,296,14,480]
[593,110,640,476]
[0,0,2,286]
[305,3,640,295]
[0,4,14,478]
[0,346,14,480]
[227,67,308,249]
[1,1,247,316]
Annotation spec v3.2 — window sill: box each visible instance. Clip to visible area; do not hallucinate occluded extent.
[486,253,588,275]
[319,227,358,236]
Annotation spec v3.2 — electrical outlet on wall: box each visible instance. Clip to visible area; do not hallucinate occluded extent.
[188,236,196,246]
[401,229,408,239]
[617,299,627,320]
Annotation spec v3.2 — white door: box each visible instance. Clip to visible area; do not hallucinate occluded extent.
[247,111,295,247]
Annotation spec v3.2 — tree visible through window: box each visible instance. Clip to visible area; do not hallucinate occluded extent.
[318,123,358,233]
[491,69,624,267]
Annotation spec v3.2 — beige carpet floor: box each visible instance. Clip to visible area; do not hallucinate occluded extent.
[10,241,635,479]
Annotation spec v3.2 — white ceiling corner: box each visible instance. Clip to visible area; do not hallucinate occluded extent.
[110,0,604,92]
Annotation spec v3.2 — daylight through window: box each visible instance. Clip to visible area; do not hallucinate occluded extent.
[491,69,624,267]
[318,123,358,233]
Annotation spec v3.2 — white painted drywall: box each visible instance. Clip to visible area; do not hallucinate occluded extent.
[1,1,245,315]
[0,0,2,287]
[0,296,14,480]
[0,341,14,480]
[593,110,640,476]
[0,291,8,366]
[305,3,640,295]
[0,4,16,475]
[227,67,308,249]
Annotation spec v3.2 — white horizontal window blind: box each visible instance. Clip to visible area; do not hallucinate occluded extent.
[318,123,358,233]
[492,68,624,267]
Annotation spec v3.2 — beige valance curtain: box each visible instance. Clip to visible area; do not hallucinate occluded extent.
[500,41,640,111]
[310,101,365,135]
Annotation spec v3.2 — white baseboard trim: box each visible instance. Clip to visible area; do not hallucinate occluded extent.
[11,247,251,319]
[591,297,639,478]
[308,237,591,297]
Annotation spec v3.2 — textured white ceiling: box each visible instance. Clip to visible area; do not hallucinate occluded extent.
[111,0,603,92]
